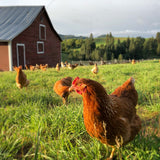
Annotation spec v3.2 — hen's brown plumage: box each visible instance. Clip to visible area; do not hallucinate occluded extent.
[56,63,60,71]
[40,64,48,71]
[14,66,29,89]
[111,77,138,106]
[54,77,72,104]
[132,59,136,64]
[25,64,29,70]
[69,77,141,159]
[29,65,35,71]
[68,63,78,70]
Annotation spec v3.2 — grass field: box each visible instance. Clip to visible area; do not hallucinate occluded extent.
[0,60,160,160]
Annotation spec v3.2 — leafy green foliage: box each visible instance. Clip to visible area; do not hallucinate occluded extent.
[0,60,160,159]
[62,32,160,61]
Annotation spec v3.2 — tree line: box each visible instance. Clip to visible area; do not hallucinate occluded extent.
[61,32,160,61]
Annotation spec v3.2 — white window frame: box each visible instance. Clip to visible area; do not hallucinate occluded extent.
[37,41,44,54]
[16,43,26,67]
[39,24,46,40]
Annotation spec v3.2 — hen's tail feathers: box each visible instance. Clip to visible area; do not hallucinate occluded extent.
[130,77,135,84]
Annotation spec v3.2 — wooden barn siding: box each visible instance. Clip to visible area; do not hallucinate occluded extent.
[12,8,61,67]
[0,42,9,71]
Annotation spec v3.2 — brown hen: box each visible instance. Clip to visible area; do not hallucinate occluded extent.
[14,66,29,89]
[69,77,141,159]
[40,64,47,71]
[54,77,72,104]
[29,65,36,71]
[56,63,60,71]
[91,63,98,74]
[68,63,78,70]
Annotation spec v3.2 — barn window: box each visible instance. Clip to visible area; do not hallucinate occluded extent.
[39,24,46,40]
[37,41,44,54]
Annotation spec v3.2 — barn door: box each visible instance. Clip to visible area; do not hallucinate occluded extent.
[16,44,26,68]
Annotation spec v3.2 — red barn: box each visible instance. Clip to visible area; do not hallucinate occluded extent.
[0,6,62,71]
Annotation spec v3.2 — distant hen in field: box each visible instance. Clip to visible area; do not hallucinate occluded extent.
[91,63,98,74]
[14,66,29,89]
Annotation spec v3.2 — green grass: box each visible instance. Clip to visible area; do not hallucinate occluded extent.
[0,60,160,160]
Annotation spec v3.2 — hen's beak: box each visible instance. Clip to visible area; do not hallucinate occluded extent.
[69,85,74,92]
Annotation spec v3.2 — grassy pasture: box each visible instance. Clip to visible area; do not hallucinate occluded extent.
[95,37,128,47]
[0,60,160,160]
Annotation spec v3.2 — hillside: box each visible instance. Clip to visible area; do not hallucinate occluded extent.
[94,37,129,46]
[59,34,87,40]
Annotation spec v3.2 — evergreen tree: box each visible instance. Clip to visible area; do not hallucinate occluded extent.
[111,53,114,63]
[151,38,158,55]
[118,54,123,63]
[126,37,130,49]
[156,32,160,43]
[81,33,96,60]
[105,32,114,60]
[135,37,143,59]
[143,39,150,58]
[80,43,86,60]
[89,33,96,51]
[106,32,114,47]
[125,37,130,59]
[156,32,160,55]
[115,39,126,59]
[97,45,106,58]
[91,49,100,61]
[129,38,135,59]
[157,44,160,55]
[103,51,108,60]
[143,37,157,58]
[85,39,91,60]
[114,39,121,58]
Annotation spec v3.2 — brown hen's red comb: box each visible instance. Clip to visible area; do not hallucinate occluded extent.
[72,77,80,85]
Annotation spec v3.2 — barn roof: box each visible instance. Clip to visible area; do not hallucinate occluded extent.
[0,6,62,41]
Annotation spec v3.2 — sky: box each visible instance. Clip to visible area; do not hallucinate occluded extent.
[1,0,160,37]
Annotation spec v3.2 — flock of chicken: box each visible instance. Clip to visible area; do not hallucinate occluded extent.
[55,61,79,71]
[55,61,99,74]
[14,62,141,160]
[25,64,48,71]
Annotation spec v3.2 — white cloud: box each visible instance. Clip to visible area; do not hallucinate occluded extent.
[0,0,51,6]
[1,0,160,37]
[151,22,160,27]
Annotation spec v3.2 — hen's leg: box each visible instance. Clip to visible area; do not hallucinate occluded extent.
[107,146,115,160]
